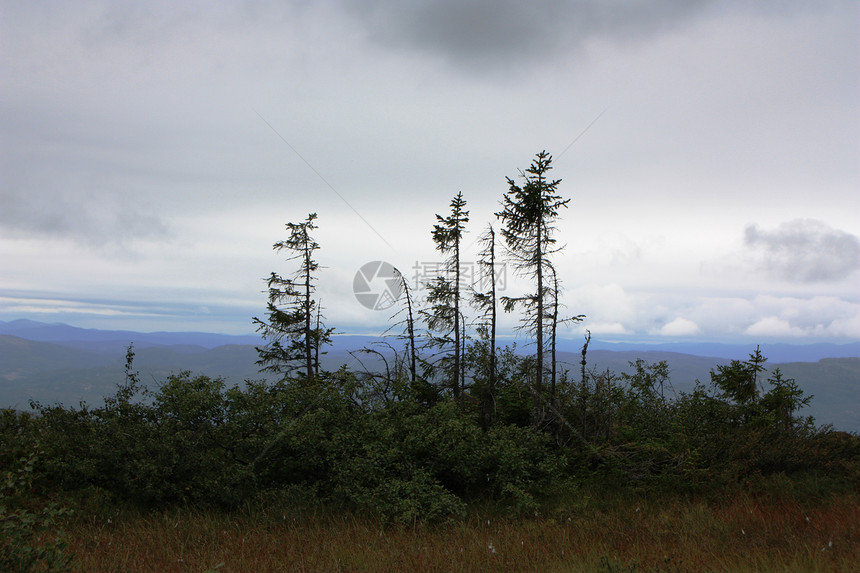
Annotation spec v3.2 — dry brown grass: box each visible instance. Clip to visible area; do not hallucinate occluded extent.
[65,492,859,572]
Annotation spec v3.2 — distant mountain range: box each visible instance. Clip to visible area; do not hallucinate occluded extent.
[0,318,263,350]
[1,319,858,432]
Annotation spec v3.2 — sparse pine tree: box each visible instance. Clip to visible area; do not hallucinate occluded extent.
[253,213,333,383]
[384,269,421,392]
[400,271,418,388]
[545,262,583,404]
[496,151,570,426]
[471,224,499,426]
[424,192,469,400]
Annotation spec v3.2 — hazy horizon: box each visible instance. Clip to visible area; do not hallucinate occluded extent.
[4,318,860,355]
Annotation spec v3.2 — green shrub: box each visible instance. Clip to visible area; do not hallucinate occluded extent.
[329,408,467,524]
[0,450,73,573]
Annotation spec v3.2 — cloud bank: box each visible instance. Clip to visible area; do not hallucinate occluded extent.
[744,219,860,283]
[0,188,171,249]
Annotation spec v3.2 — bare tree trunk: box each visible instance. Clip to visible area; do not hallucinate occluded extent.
[314,303,322,378]
[581,330,591,440]
[550,271,559,402]
[534,220,544,426]
[303,244,313,382]
[475,225,498,428]
[453,239,461,401]
[402,275,417,385]
[488,232,497,417]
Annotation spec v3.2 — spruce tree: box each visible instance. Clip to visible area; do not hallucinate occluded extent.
[424,192,469,400]
[253,213,333,383]
[496,151,570,425]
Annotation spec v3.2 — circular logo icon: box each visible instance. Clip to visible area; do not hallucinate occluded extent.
[353,261,403,311]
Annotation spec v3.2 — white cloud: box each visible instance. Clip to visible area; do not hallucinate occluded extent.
[570,283,638,327]
[745,317,806,338]
[659,318,701,337]
[827,312,860,339]
[0,296,142,317]
[586,322,632,336]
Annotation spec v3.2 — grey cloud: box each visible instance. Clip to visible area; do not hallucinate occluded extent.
[336,0,726,70]
[744,219,860,283]
[0,186,171,250]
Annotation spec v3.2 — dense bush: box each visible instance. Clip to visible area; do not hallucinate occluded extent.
[1,345,857,525]
[1,450,73,573]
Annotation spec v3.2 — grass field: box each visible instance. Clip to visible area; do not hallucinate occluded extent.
[64,490,859,572]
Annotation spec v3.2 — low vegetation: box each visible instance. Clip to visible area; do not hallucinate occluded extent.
[3,339,858,571]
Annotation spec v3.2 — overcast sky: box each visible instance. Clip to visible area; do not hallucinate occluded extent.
[2,0,858,345]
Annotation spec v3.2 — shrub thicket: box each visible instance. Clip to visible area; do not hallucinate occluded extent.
[2,344,857,531]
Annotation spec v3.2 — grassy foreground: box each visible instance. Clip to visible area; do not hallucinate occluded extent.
[65,491,858,572]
